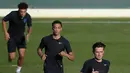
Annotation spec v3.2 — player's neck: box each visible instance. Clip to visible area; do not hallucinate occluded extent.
[95,58,102,62]
[52,34,61,40]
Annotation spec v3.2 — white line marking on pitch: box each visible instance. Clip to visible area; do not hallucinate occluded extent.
[11,65,17,67]
[32,21,130,24]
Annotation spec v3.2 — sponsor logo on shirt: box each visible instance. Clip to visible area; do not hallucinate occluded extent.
[58,42,62,44]
[60,65,63,67]
[104,64,107,66]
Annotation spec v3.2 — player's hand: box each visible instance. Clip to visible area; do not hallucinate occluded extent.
[92,71,99,73]
[4,32,10,41]
[92,68,95,73]
[95,71,99,73]
[41,54,47,61]
[59,51,68,57]
[92,68,99,73]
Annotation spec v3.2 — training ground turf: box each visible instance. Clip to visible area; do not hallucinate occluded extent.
[0,18,130,73]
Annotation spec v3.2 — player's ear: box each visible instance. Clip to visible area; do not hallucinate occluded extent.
[61,27,62,30]
[103,50,105,54]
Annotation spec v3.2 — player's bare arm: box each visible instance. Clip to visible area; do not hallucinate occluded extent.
[37,48,46,61]
[26,27,32,41]
[67,52,75,61]
[59,51,75,61]
[2,20,10,41]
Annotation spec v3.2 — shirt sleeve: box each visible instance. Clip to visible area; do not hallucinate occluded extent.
[38,38,45,49]
[81,61,88,73]
[27,14,32,27]
[64,40,72,54]
[3,12,12,21]
[106,61,110,73]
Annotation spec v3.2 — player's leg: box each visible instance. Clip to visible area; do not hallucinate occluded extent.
[16,36,26,73]
[16,48,26,73]
[18,48,26,66]
[8,52,15,62]
[7,38,16,62]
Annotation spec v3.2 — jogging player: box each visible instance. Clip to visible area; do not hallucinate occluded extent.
[80,42,110,73]
[37,20,75,73]
[2,2,32,73]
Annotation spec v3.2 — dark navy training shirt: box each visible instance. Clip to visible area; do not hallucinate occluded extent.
[39,34,72,66]
[81,58,110,73]
[3,11,32,37]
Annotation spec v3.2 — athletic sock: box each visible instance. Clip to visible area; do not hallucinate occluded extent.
[16,66,22,73]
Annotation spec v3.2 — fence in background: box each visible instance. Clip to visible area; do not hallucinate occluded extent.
[0,9,130,18]
[1,0,130,8]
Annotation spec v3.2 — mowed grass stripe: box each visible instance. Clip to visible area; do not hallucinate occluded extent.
[0,18,130,73]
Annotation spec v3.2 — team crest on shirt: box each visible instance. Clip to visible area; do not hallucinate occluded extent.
[23,18,27,23]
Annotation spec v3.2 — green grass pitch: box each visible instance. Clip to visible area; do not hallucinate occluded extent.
[0,18,130,73]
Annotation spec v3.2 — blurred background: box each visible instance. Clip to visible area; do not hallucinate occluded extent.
[0,0,130,73]
[0,0,130,8]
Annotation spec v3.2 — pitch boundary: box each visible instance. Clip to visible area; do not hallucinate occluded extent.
[32,20,130,24]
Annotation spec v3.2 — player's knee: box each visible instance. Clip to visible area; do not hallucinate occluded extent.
[19,55,25,59]
[9,55,15,60]
[8,52,16,60]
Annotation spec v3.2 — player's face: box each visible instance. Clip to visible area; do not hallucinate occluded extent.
[94,47,104,60]
[52,24,62,36]
[19,9,27,17]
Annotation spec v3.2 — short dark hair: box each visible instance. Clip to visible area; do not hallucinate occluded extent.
[18,2,28,9]
[52,20,62,27]
[92,42,106,52]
